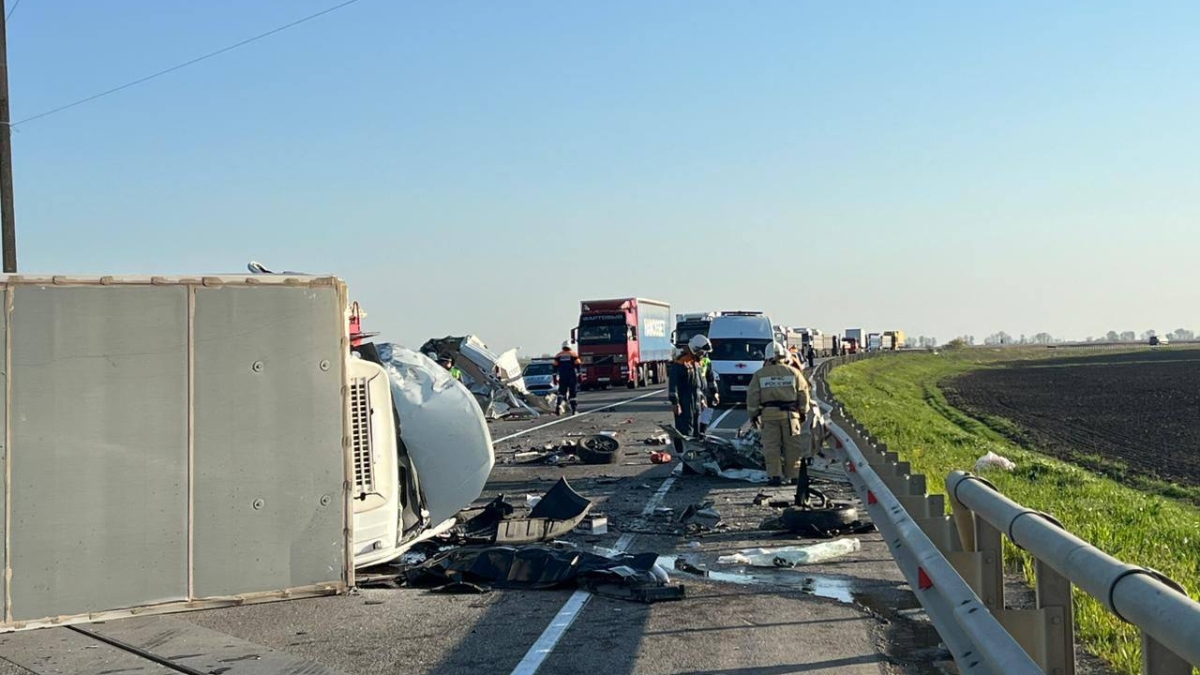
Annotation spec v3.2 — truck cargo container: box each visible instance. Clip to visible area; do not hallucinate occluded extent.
[867,332,883,351]
[673,311,720,347]
[884,330,906,350]
[573,298,673,389]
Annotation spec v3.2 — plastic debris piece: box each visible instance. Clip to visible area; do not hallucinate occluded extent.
[716,539,862,567]
[650,451,673,464]
[974,451,1017,473]
[678,502,722,532]
[526,495,543,509]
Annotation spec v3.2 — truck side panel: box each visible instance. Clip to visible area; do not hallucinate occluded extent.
[9,286,190,620]
[0,277,349,631]
[636,301,673,363]
[193,286,345,598]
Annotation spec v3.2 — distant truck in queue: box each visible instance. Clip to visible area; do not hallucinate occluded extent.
[867,332,883,351]
[884,330,906,350]
[708,311,776,403]
[673,311,720,347]
[844,328,863,353]
[796,328,836,357]
[573,298,673,390]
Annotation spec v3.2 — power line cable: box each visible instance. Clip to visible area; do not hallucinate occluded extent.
[6,0,23,22]
[11,0,363,127]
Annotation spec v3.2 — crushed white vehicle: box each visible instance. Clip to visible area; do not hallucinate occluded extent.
[349,342,496,568]
[420,335,557,420]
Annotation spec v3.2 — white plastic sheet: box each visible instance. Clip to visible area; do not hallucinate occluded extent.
[716,538,862,567]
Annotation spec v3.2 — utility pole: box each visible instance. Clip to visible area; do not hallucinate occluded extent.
[0,0,16,273]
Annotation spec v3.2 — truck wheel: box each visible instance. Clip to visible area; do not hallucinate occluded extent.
[579,435,623,465]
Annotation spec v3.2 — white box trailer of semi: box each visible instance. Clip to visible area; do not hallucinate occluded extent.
[0,275,493,632]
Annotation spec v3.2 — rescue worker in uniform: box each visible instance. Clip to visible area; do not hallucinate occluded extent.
[696,350,719,433]
[439,355,463,381]
[553,340,582,415]
[668,335,717,453]
[747,341,811,487]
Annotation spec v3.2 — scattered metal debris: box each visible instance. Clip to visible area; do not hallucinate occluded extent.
[457,478,593,545]
[401,545,684,603]
[678,502,723,533]
[419,335,556,419]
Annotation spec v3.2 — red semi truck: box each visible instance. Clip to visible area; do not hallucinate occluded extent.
[572,298,673,390]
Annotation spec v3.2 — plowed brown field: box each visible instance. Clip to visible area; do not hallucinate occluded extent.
[944,348,1200,487]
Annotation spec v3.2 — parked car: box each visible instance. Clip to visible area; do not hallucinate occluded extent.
[523,358,557,395]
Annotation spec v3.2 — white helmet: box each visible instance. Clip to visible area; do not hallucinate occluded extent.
[770,341,789,361]
[688,335,712,355]
[561,340,571,350]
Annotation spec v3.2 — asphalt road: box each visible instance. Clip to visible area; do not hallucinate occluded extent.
[0,381,949,675]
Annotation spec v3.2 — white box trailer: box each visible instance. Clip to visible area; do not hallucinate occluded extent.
[0,275,493,631]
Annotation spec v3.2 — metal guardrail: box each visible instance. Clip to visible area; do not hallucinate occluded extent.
[811,359,1042,675]
[816,355,1200,675]
[947,471,1200,674]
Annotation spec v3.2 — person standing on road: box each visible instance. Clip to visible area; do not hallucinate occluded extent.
[747,342,811,487]
[805,344,816,369]
[553,341,582,415]
[669,335,717,452]
[697,351,719,434]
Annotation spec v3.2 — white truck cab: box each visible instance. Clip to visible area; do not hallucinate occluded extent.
[350,346,494,568]
[708,311,776,403]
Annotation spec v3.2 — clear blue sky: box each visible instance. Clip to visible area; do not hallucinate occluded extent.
[9,1,1199,353]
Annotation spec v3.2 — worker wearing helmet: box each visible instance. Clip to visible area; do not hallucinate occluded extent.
[669,335,719,452]
[747,341,811,487]
[553,340,582,415]
[439,355,462,381]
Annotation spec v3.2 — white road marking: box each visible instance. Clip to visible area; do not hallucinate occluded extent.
[492,389,666,445]
[509,474,677,675]
[708,406,736,431]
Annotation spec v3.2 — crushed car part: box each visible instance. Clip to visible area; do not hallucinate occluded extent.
[419,335,556,419]
[678,502,722,532]
[403,544,682,602]
[457,478,593,545]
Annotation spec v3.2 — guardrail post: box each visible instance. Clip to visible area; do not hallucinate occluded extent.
[1034,559,1075,675]
[1142,633,1192,674]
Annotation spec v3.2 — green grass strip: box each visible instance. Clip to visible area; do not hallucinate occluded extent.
[827,348,1200,675]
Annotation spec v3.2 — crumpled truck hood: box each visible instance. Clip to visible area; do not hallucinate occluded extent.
[378,344,495,526]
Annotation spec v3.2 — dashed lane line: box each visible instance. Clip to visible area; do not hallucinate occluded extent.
[492,389,667,445]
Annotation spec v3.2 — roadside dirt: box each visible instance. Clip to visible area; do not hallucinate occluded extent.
[943,348,1200,488]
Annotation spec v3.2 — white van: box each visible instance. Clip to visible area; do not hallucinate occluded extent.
[708,311,776,403]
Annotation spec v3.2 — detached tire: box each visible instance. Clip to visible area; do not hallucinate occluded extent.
[781,503,858,533]
[579,435,623,465]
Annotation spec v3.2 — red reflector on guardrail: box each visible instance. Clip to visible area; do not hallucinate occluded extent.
[847,462,856,473]
[867,491,878,505]
[918,567,933,590]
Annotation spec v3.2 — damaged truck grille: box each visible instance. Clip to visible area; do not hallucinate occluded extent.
[350,377,375,495]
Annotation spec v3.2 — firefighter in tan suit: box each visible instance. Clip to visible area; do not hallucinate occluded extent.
[747,341,811,486]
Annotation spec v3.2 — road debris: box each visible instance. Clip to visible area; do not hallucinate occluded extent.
[643,433,671,446]
[716,538,862,568]
[678,502,723,532]
[649,451,672,464]
[401,545,684,603]
[578,434,623,465]
[457,478,592,545]
[575,515,609,535]
[420,335,556,419]
[975,451,1017,472]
